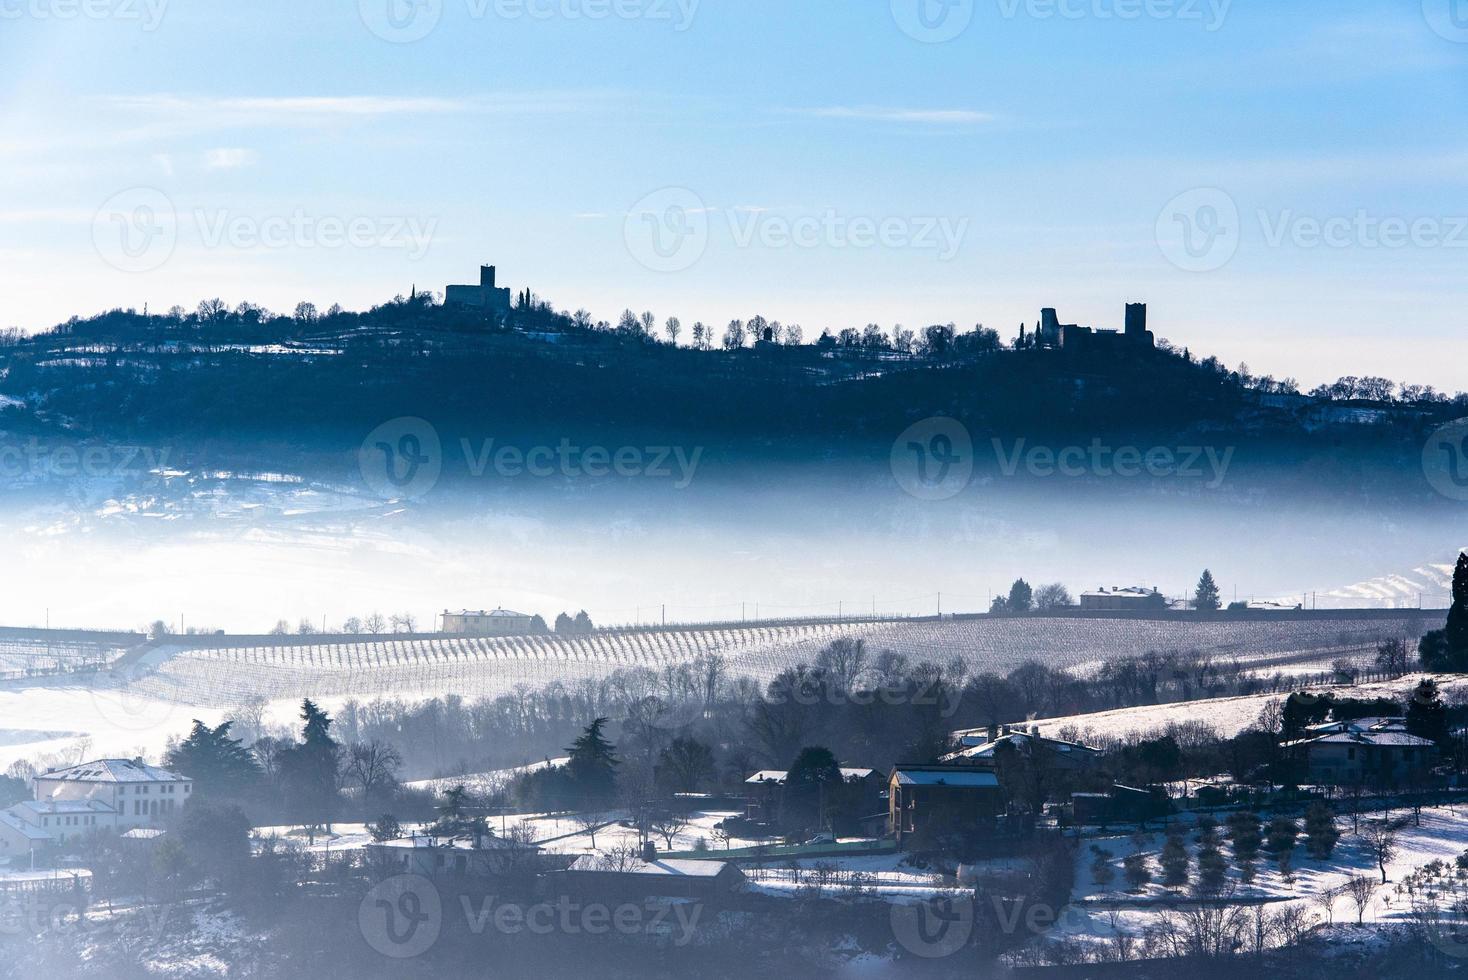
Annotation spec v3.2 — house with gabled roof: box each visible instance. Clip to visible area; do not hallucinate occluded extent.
[33,758,191,829]
[1281,717,1437,786]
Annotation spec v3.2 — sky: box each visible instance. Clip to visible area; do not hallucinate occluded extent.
[2,0,1467,391]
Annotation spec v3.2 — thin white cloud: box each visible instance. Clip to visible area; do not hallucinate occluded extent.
[203,148,258,170]
[794,106,994,125]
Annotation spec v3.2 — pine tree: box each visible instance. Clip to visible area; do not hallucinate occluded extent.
[1090,845,1116,890]
[164,720,261,798]
[1007,579,1034,613]
[565,717,619,806]
[1197,842,1227,894]
[1406,678,1450,745]
[1304,802,1340,859]
[1194,569,1222,612]
[1226,811,1263,863]
[280,699,341,835]
[1265,815,1298,855]
[1161,828,1191,888]
[1122,851,1152,891]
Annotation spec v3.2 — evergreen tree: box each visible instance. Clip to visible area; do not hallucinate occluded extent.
[1406,677,1450,746]
[1265,815,1298,855]
[1449,551,1468,652]
[1196,841,1227,894]
[279,700,341,834]
[1226,811,1263,863]
[1160,828,1190,888]
[1007,579,1034,613]
[164,720,261,798]
[573,610,595,633]
[1090,845,1116,890]
[784,746,842,832]
[1122,851,1152,891]
[1194,569,1222,612]
[565,717,619,805]
[1419,552,1468,670]
[1304,802,1340,859]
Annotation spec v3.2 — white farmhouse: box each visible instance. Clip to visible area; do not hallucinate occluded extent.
[0,759,191,863]
[33,759,192,829]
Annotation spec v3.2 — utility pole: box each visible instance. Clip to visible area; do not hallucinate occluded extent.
[938,592,942,618]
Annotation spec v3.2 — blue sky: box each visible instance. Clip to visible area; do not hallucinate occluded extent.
[3,0,1467,389]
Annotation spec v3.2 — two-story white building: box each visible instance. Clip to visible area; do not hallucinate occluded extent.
[32,758,192,829]
[0,759,191,863]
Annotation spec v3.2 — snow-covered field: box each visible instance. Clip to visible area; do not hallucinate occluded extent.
[1036,803,1468,958]
[1010,674,1468,743]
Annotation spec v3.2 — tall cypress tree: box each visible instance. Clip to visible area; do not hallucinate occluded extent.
[1419,551,1468,670]
[1447,552,1468,653]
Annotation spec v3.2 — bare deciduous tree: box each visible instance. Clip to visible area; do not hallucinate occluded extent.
[1344,874,1376,925]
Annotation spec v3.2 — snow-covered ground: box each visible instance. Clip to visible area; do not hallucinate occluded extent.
[402,757,570,797]
[1039,803,1468,957]
[1014,674,1468,743]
